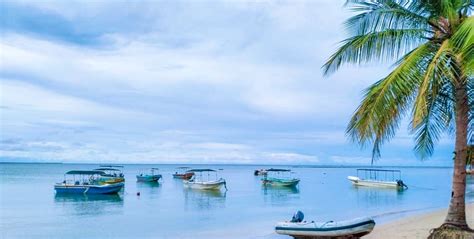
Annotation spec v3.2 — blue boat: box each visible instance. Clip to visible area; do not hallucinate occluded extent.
[54,170,124,194]
[136,168,162,182]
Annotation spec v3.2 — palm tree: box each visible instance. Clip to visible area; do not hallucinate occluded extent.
[323,0,473,235]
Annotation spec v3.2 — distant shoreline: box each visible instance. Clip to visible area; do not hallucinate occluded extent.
[0,161,453,168]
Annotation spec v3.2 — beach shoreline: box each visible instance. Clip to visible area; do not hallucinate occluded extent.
[364,203,474,238]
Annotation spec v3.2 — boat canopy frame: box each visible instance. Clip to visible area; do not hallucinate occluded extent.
[186,169,219,182]
[138,168,160,175]
[267,168,291,172]
[94,168,122,172]
[66,170,106,175]
[356,169,402,181]
[174,167,192,174]
[62,170,105,185]
[265,168,296,179]
[187,169,217,172]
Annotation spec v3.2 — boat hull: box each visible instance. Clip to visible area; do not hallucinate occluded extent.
[136,175,162,182]
[55,182,124,194]
[184,179,226,190]
[347,176,401,189]
[173,172,194,180]
[262,178,300,187]
[275,217,375,238]
[98,176,125,185]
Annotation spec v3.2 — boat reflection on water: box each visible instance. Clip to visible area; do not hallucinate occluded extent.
[136,181,161,189]
[183,189,226,211]
[54,194,123,216]
[351,185,405,208]
[136,181,162,198]
[262,186,300,205]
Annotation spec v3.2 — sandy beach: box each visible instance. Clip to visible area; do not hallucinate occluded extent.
[365,203,474,238]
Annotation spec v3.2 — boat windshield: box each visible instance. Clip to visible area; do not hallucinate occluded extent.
[356,169,402,181]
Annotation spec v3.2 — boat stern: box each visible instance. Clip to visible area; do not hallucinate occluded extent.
[347,176,360,184]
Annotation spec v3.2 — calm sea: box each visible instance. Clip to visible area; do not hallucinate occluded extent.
[1,163,473,238]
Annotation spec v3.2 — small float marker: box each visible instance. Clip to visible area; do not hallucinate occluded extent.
[136,192,140,196]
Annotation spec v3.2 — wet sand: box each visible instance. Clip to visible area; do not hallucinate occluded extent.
[364,203,474,239]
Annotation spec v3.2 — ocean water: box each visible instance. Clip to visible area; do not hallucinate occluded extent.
[1,163,473,238]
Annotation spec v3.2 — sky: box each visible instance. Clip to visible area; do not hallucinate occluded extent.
[0,0,456,165]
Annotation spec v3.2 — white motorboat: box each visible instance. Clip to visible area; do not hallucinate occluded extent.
[183,169,227,191]
[348,169,407,190]
[275,211,375,238]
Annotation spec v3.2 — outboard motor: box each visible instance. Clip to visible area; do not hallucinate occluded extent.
[290,211,304,223]
[397,180,408,189]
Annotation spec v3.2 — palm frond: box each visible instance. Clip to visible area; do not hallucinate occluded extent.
[452,16,474,77]
[412,40,454,126]
[325,0,473,163]
[420,0,464,20]
[468,78,474,144]
[459,0,474,16]
[451,16,474,52]
[323,28,428,75]
[412,78,455,159]
[347,43,434,161]
[344,0,431,35]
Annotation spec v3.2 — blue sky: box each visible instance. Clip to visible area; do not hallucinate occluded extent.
[0,0,455,165]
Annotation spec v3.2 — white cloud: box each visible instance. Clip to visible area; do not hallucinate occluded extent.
[0,80,149,119]
[266,152,318,163]
[0,137,319,164]
[0,0,455,165]
[330,155,372,164]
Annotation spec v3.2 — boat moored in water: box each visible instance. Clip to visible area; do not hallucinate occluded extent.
[254,169,268,176]
[173,167,195,180]
[94,166,125,184]
[275,211,375,238]
[262,168,300,187]
[54,170,124,194]
[348,169,408,190]
[183,169,227,191]
[136,168,162,182]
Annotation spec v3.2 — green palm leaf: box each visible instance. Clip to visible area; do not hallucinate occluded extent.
[323,28,428,75]
[347,43,434,162]
[325,0,473,229]
[345,0,431,34]
[325,0,473,162]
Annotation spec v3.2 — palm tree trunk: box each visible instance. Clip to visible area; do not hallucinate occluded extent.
[444,80,469,228]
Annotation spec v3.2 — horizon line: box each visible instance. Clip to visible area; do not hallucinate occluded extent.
[0,161,453,168]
